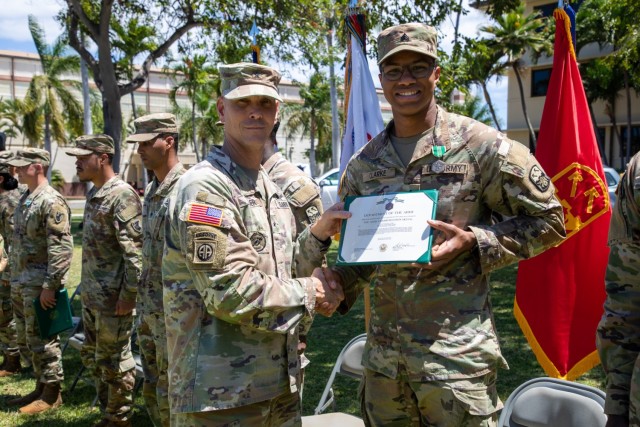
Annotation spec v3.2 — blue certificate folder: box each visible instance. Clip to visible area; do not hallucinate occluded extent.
[337,190,438,266]
[33,288,73,339]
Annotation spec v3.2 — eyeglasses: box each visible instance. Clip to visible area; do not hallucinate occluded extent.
[381,63,436,81]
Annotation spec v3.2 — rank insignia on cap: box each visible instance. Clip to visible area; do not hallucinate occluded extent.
[400,33,410,42]
[187,203,223,227]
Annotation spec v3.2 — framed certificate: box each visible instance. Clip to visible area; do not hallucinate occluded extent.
[336,190,438,265]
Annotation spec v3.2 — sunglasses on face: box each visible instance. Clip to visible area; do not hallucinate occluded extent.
[382,62,435,81]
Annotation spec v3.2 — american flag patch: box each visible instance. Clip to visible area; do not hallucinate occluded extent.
[187,203,223,227]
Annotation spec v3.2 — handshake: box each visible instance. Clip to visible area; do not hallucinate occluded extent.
[312,267,344,317]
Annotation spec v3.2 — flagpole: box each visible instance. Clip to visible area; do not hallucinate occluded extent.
[327,16,340,169]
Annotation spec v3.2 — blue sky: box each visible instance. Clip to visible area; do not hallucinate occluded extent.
[0,0,508,126]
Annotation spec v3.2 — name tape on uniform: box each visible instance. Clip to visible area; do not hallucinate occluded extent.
[422,163,468,175]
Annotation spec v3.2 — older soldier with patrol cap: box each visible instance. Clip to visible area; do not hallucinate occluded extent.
[66,135,142,427]
[321,23,566,426]
[126,113,185,427]
[5,148,73,414]
[163,62,348,426]
[597,151,640,427]
[0,151,22,378]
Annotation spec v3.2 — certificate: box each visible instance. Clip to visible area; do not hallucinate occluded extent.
[336,190,438,265]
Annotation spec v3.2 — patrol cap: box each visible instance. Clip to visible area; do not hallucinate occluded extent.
[6,148,50,167]
[0,151,15,174]
[126,113,179,143]
[65,134,115,156]
[377,23,438,65]
[219,63,282,102]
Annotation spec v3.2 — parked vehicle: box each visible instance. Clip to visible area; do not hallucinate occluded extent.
[316,168,340,211]
[603,166,620,206]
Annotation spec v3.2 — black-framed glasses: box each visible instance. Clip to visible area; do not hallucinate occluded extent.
[382,62,435,81]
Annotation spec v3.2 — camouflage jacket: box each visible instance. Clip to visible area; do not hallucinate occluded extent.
[81,176,142,312]
[0,188,22,282]
[263,152,323,234]
[333,106,565,381]
[138,163,185,314]
[10,183,73,290]
[163,146,329,413]
[597,152,640,416]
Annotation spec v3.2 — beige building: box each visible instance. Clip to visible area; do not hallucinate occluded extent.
[502,0,640,170]
[0,49,391,194]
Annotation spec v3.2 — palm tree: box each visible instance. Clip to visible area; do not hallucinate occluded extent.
[167,55,218,163]
[462,38,506,131]
[171,89,223,158]
[481,4,553,151]
[0,98,24,144]
[450,95,495,127]
[23,15,82,175]
[282,72,333,176]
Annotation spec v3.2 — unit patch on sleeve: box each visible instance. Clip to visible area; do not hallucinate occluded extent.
[529,165,551,192]
[187,203,223,227]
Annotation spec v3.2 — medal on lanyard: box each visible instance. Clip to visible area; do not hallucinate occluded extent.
[431,145,447,173]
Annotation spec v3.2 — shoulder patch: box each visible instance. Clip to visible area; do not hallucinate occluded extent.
[186,226,227,271]
[529,165,551,192]
[306,205,320,224]
[286,179,318,207]
[47,204,69,234]
[116,203,141,223]
[187,203,223,227]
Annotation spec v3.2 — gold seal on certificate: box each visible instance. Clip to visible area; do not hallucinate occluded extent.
[336,190,438,265]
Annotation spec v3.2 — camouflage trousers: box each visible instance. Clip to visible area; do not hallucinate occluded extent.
[360,368,501,427]
[80,306,136,423]
[10,284,32,367]
[137,310,170,427]
[0,284,18,357]
[22,286,64,383]
[171,389,301,427]
[628,355,640,426]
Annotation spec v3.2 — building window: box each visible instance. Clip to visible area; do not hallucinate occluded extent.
[531,68,552,97]
[621,125,640,158]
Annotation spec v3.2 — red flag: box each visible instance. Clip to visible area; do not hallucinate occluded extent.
[514,6,610,380]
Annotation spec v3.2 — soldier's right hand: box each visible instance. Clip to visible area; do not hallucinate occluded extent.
[312,267,344,317]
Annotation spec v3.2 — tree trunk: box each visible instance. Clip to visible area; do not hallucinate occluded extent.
[588,102,608,166]
[192,99,200,163]
[309,114,317,177]
[481,82,502,132]
[624,70,632,167]
[513,63,536,152]
[102,93,123,173]
[44,113,52,180]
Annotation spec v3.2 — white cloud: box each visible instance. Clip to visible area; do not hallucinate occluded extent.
[0,0,64,43]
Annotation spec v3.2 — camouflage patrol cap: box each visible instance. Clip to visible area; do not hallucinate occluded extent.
[219,62,282,102]
[0,151,14,173]
[377,23,438,65]
[65,134,115,156]
[126,113,179,143]
[6,148,50,167]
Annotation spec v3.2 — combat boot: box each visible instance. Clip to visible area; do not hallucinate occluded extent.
[7,381,44,406]
[19,382,62,414]
[0,354,21,377]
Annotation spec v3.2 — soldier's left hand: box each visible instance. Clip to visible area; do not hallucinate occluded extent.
[40,288,57,310]
[418,220,477,270]
[310,202,352,241]
[115,299,136,316]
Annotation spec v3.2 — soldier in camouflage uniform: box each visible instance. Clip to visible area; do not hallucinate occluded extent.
[163,62,348,426]
[262,120,324,380]
[597,152,640,427]
[0,152,23,377]
[66,135,142,427]
[125,113,185,427]
[5,148,72,414]
[323,23,566,426]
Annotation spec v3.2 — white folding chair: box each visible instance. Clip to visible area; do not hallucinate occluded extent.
[302,333,367,427]
[498,377,607,427]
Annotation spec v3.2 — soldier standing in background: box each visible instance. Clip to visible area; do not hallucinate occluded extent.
[0,153,23,377]
[66,135,142,427]
[262,120,325,391]
[163,62,347,426]
[323,23,565,426]
[5,148,72,414]
[597,152,640,427]
[125,113,185,427]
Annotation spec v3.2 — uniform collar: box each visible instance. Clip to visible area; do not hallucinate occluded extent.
[153,162,186,197]
[87,175,121,200]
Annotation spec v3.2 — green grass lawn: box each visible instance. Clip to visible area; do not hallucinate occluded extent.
[0,220,606,425]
